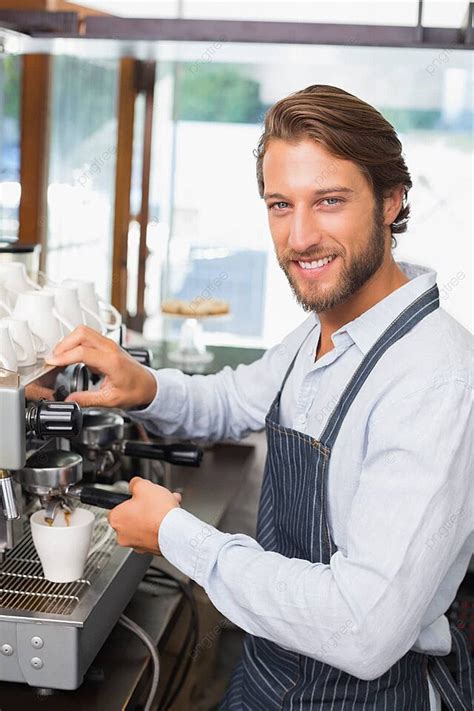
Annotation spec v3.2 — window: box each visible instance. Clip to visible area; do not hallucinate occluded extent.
[144,40,472,345]
[45,56,119,300]
[0,54,21,244]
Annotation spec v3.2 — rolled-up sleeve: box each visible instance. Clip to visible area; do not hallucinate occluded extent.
[159,379,473,680]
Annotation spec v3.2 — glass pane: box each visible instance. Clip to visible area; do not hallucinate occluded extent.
[422,0,469,28]
[181,1,419,25]
[0,54,21,244]
[46,56,119,300]
[77,1,420,25]
[127,92,146,319]
[147,41,473,346]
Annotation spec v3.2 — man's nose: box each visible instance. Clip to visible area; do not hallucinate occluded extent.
[287,207,324,254]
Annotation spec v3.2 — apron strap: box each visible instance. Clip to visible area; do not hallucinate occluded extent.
[427,625,473,711]
[320,283,440,449]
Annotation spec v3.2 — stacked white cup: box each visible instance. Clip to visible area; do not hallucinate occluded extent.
[0,262,122,372]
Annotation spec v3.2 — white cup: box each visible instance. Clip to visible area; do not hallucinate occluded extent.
[62,279,120,333]
[12,290,73,355]
[0,284,13,318]
[0,322,24,371]
[30,507,95,583]
[43,285,86,332]
[0,317,46,367]
[0,262,41,306]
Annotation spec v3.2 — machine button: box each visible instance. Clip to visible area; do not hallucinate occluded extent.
[30,657,44,669]
[31,637,44,649]
[1,644,13,656]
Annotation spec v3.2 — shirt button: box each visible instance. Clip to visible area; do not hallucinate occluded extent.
[298,414,306,424]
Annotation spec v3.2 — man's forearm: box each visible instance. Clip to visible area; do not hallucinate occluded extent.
[127,364,268,441]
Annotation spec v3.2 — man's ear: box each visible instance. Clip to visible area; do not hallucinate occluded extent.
[383,185,405,225]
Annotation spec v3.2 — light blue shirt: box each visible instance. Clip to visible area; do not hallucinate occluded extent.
[130,261,473,683]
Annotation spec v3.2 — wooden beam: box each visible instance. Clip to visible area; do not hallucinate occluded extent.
[52,1,109,16]
[82,17,472,50]
[0,1,55,9]
[111,58,136,315]
[134,61,155,333]
[18,53,51,261]
[0,1,107,12]
[1,12,471,50]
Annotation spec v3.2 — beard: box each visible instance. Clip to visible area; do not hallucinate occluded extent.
[277,199,386,313]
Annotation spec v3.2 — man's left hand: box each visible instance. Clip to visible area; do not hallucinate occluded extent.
[107,477,182,555]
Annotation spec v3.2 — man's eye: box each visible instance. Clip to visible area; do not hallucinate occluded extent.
[269,201,289,210]
[321,198,343,206]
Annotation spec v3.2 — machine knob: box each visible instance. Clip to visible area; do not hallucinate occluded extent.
[26,401,83,439]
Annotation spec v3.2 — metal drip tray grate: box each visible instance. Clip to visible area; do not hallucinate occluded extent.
[0,507,115,616]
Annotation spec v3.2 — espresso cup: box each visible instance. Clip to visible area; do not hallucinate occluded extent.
[43,285,86,332]
[12,290,73,354]
[0,262,41,306]
[0,322,24,371]
[30,507,95,583]
[62,279,119,333]
[0,317,45,367]
[0,284,13,318]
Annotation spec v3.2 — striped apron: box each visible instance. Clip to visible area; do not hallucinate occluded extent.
[221,283,473,710]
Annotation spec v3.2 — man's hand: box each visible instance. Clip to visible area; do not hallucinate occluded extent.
[45,326,157,409]
[107,477,181,555]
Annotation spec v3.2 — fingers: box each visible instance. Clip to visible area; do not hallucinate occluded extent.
[52,326,110,356]
[65,390,116,407]
[129,476,144,494]
[46,344,112,372]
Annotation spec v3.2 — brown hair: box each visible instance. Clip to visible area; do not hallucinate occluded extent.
[255,85,412,244]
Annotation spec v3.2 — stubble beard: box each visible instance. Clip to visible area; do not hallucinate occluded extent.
[277,200,387,314]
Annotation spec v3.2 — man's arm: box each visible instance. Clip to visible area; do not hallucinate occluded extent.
[47,318,314,441]
[141,378,472,680]
[127,317,314,441]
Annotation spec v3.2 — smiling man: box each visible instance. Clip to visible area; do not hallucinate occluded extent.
[48,85,473,710]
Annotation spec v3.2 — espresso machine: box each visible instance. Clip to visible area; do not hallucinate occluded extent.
[0,360,203,690]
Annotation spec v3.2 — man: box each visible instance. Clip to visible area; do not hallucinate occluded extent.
[48,85,473,710]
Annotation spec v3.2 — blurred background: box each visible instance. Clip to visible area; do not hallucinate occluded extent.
[0,0,472,359]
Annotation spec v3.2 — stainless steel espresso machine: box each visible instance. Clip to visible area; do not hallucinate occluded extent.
[0,361,202,690]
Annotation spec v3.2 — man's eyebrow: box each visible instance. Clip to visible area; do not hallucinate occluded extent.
[263,186,355,200]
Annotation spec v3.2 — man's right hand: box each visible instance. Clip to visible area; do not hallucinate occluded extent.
[46,326,158,409]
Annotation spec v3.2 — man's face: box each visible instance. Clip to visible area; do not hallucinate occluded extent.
[262,138,388,313]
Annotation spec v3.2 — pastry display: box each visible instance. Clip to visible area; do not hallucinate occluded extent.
[161,297,230,317]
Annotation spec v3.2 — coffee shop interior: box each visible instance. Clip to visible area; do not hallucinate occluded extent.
[0,1,472,709]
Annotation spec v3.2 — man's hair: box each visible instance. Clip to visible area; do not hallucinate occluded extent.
[255,85,412,241]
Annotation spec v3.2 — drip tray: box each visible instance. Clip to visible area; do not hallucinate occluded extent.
[0,508,113,616]
[0,506,152,689]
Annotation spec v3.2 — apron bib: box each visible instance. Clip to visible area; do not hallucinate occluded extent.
[221,283,473,710]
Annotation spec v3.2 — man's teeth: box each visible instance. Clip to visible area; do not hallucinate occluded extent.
[298,255,336,270]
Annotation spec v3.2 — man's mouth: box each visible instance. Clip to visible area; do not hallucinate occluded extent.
[291,254,338,278]
[296,255,336,270]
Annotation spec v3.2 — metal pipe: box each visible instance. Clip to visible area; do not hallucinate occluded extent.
[0,470,19,520]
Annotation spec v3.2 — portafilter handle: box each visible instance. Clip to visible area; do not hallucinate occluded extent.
[121,441,203,467]
[67,484,131,509]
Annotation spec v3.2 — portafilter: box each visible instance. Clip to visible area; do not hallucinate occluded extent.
[75,408,203,468]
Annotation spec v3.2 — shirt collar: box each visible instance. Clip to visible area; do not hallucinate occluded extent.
[313,261,438,356]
